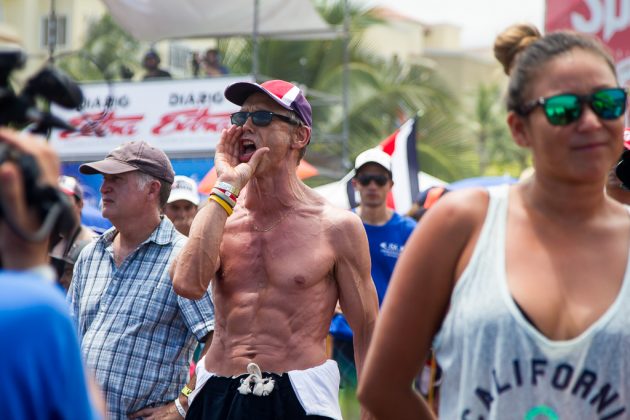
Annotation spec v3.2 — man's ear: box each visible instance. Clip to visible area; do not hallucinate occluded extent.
[507,111,531,148]
[292,125,311,150]
[147,179,162,203]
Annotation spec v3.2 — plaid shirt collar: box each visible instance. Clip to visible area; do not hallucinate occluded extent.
[99,216,175,248]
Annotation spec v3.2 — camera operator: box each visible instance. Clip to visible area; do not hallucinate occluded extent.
[0,128,104,418]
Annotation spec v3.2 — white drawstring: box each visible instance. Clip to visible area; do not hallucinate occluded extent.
[237,362,275,396]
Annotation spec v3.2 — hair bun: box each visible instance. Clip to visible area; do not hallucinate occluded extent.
[494,23,542,75]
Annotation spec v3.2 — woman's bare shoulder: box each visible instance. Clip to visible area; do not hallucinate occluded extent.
[425,187,490,231]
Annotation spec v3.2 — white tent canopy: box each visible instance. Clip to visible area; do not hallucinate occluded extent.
[102,0,338,41]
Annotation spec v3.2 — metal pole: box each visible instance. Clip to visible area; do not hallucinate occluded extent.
[252,0,260,81]
[47,0,57,62]
[341,0,350,169]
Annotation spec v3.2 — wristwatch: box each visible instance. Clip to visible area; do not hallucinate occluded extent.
[181,385,193,398]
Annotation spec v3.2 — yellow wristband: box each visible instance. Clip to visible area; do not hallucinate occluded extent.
[181,385,193,397]
[211,188,236,208]
[209,194,233,216]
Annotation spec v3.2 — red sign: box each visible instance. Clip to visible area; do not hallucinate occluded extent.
[546,0,630,84]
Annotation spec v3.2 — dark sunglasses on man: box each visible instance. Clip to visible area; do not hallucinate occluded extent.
[231,110,298,127]
[518,87,628,126]
[356,174,390,187]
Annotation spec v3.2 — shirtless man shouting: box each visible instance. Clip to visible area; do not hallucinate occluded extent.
[171,79,378,420]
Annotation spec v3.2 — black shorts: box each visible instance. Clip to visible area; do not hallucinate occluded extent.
[186,372,334,420]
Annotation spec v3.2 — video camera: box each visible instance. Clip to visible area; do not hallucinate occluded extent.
[616,150,630,190]
[0,46,82,242]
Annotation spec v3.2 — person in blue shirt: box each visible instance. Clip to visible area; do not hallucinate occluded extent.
[202,49,229,76]
[330,148,416,386]
[351,148,417,304]
[0,127,102,419]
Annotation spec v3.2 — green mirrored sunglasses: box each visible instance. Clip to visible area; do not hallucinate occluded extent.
[519,87,628,126]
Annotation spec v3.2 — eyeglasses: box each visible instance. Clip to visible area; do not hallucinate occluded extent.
[230,111,298,127]
[519,87,627,126]
[357,174,389,187]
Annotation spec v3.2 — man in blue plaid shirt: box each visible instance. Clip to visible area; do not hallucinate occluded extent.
[68,140,215,419]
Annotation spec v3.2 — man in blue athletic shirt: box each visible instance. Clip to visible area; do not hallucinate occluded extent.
[330,148,416,386]
[351,148,417,304]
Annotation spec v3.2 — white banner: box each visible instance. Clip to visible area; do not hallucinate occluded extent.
[50,75,253,160]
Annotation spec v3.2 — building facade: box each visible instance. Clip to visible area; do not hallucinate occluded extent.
[2,0,106,78]
[363,7,507,107]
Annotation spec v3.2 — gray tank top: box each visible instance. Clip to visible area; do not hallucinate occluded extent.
[433,185,630,420]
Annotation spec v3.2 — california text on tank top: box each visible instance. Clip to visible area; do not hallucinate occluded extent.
[433,185,630,420]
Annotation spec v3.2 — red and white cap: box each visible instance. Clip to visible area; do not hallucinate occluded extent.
[225,79,312,127]
[58,175,83,200]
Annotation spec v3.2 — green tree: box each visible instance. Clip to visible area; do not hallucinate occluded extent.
[219,0,477,183]
[57,3,481,183]
[469,83,530,177]
[56,14,140,82]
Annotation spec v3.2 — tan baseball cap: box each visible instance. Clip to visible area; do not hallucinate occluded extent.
[80,141,174,184]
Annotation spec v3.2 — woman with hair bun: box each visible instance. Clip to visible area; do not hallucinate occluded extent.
[358,23,630,419]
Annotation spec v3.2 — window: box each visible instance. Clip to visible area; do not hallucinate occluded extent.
[41,15,68,48]
[169,43,192,73]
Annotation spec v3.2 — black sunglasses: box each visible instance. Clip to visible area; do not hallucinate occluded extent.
[357,174,389,187]
[518,87,628,126]
[230,111,298,127]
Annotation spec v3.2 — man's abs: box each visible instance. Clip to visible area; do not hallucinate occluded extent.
[204,288,336,375]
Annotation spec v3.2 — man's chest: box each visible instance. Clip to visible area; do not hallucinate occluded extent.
[78,252,178,326]
[219,230,336,290]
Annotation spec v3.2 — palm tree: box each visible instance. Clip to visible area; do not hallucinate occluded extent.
[468,83,530,177]
[56,14,140,82]
[58,3,481,183]
[219,0,478,182]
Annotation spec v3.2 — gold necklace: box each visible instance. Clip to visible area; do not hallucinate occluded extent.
[250,208,293,232]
